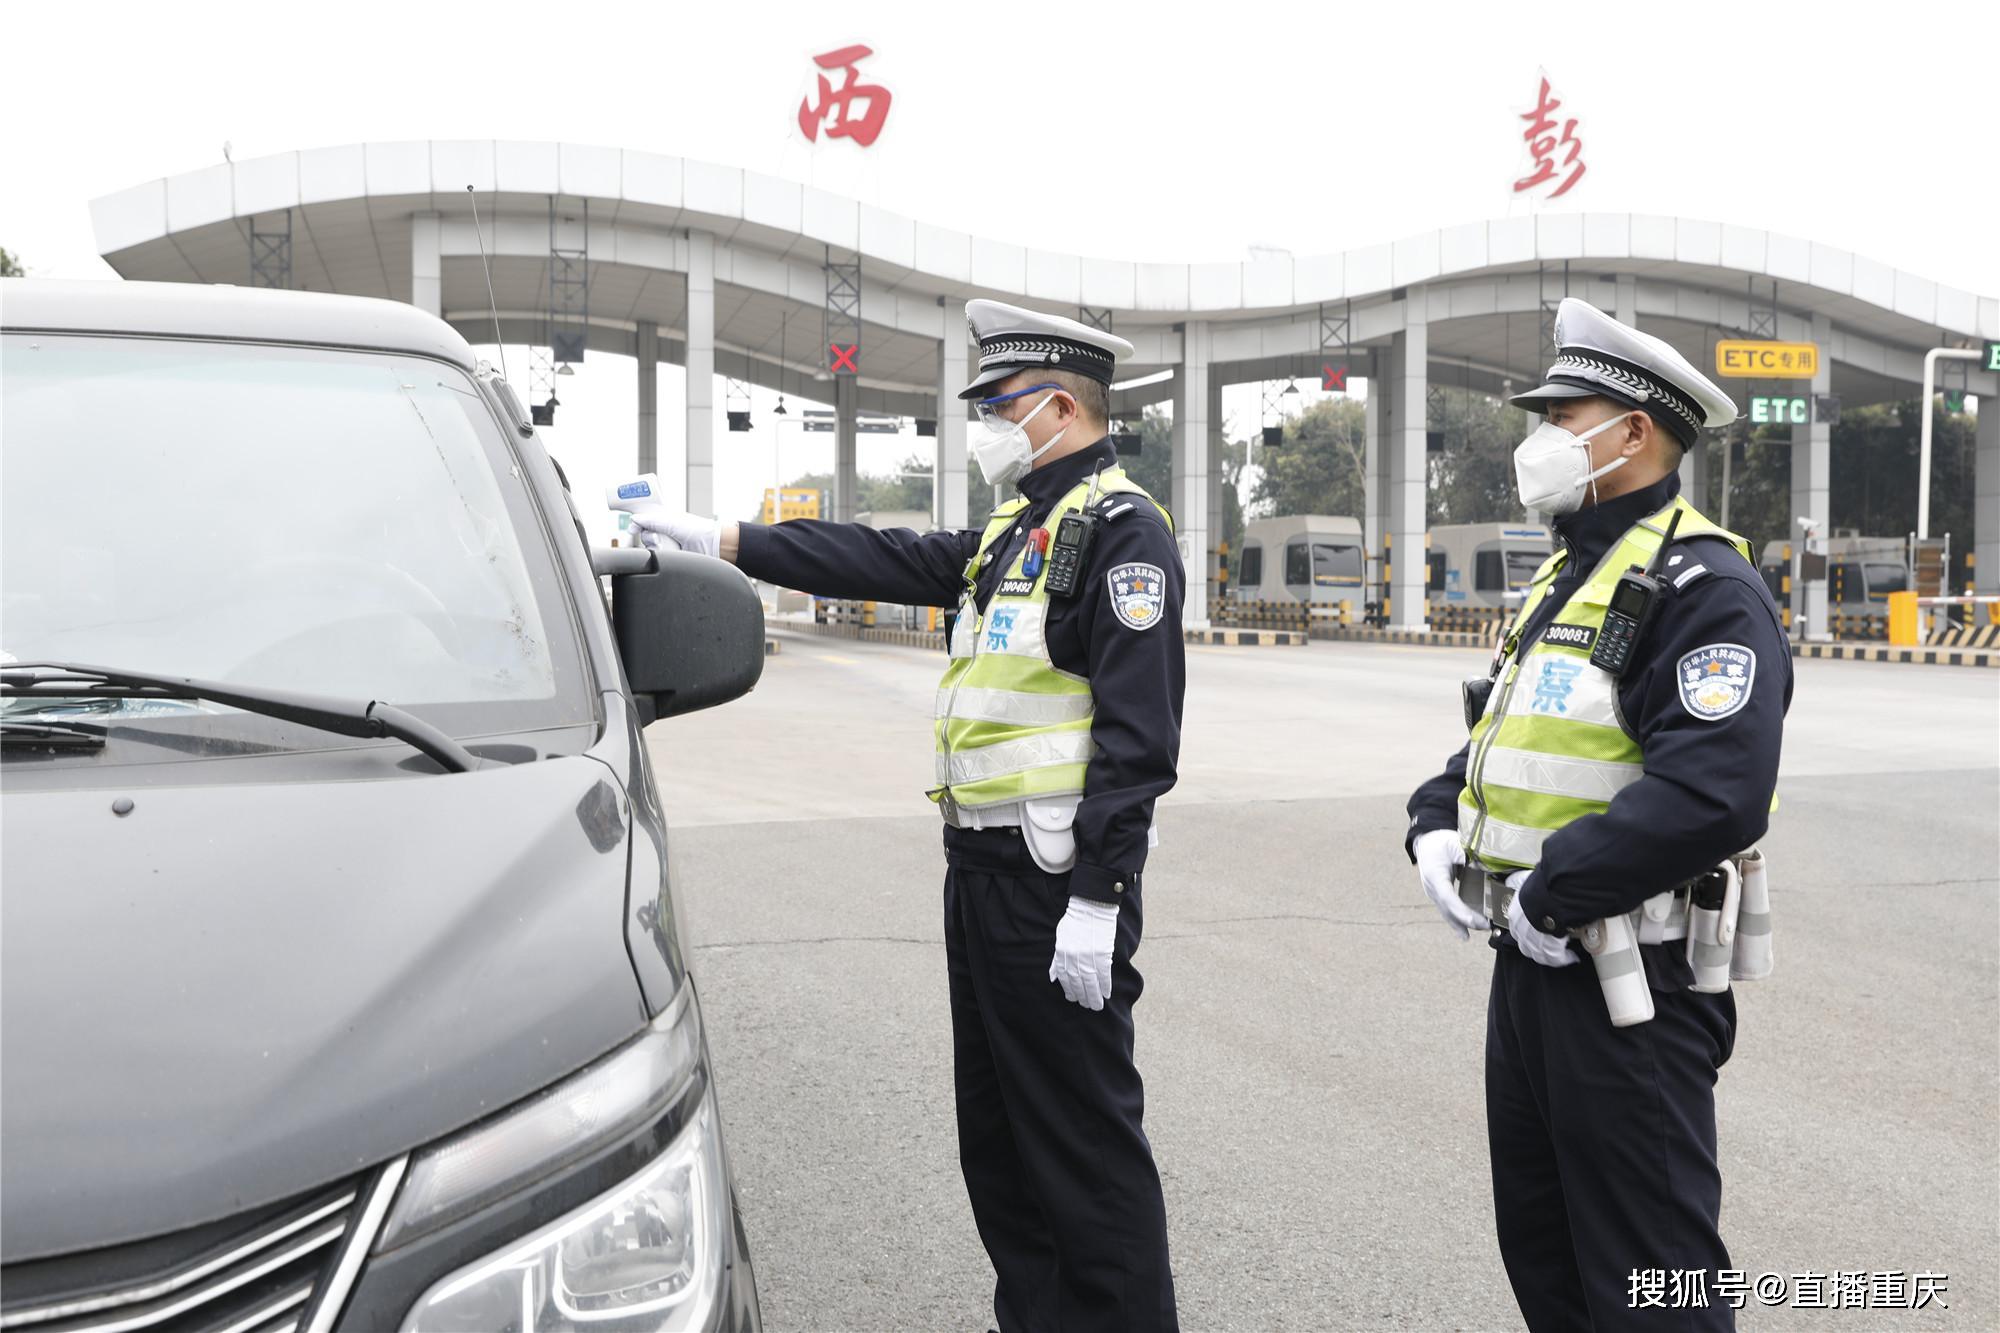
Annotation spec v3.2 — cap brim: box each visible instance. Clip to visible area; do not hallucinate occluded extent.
[957,363,1024,400]
[1507,381,1605,413]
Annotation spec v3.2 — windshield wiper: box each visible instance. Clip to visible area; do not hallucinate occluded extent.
[0,662,484,773]
[0,719,108,752]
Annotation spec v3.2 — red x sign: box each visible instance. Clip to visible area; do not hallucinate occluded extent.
[1321,363,1348,392]
[829,342,858,374]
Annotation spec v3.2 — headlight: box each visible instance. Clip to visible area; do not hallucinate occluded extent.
[381,990,702,1249]
[385,987,728,1332]
[398,1094,728,1332]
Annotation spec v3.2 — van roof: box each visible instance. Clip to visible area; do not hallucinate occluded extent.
[1244,515,1364,542]
[1,278,477,370]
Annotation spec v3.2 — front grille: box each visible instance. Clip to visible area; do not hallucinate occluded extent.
[0,1176,367,1333]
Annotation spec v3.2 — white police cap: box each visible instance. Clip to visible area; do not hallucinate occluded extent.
[1510,298,1738,446]
[959,299,1135,400]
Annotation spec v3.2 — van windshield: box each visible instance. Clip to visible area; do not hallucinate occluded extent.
[1315,544,1362,585]
[1505,549,1544,588]
[1862,563,1907,597]
[1,335,590,754]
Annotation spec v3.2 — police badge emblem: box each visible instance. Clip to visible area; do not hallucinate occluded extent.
[1676,643,1755,721]
[1107,562,1166,631]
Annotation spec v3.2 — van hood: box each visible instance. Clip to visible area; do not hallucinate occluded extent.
[0,753,643,1260]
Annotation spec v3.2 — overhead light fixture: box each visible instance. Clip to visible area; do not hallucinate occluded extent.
[555,363,575,376]
[773,396,788,416]
[1281,379,1300,396]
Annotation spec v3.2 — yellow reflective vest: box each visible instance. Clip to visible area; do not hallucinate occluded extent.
[1458,496,1754,872]
[932,466,1170,812]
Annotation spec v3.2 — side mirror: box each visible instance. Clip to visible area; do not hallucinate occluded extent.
[612,550,765,723]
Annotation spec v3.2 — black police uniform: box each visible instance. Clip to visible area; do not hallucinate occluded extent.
[735,434,1183,1333]
[1405,471,1792,1331]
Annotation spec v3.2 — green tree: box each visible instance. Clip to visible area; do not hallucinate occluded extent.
[1249,397,1366,518]
[1697,400,1977,562]
[1118,404,1244,552]
[0,247,24,278]
[1427,388,1530,525]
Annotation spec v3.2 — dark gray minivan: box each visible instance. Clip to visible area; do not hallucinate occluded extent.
[0,279,765,1332]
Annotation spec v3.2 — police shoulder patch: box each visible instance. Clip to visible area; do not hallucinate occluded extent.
[1106,562,1167,631]
[1676,643,1756,721]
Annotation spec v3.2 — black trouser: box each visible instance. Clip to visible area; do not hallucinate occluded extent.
[942,827,1178,1333]
[1486,940,1739,1332]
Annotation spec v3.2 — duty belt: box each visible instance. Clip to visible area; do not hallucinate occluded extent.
[1468,869,1693,943]
[938,797,1025,830]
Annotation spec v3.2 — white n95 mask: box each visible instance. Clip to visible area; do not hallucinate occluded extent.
[1513,411,1634,515]
[968,389,1067,489]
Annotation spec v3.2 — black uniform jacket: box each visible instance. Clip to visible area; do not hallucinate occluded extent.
[735,436,1186,904]
[1405,472,1793,934]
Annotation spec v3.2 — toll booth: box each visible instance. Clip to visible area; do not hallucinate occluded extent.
[1756,533,1953,639]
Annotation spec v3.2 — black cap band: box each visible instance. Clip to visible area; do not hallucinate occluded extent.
[1545,350,1703,445]
[974,334,1118,386]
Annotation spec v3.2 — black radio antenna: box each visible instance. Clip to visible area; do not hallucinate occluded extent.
[1645,509,1685,577]
[464,185,509,383]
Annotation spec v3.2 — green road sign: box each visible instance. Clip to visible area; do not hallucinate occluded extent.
[1750,394,1809,425]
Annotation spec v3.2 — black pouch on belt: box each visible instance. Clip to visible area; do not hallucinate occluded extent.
[1462,675,1495,731]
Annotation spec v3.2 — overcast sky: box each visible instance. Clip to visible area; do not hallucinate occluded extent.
[6,1,1994,527]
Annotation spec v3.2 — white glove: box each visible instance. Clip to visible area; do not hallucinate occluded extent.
[1505,873,1579,968]
[626,509,721,558]
[1049,896,1119,1010]
[1415,829,1487,940]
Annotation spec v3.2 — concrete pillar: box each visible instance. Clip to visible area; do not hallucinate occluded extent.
[1172,321,1213,627]
[1976,394,1999,596]
[1680,434,1711,512]
[937,331,969,529]
[1363,380,1384,597]
[1789,311,1832,639]
[1207,375,1226,606]
[636,320,659,476]
[833,373,859,523]
[1384,299,1430,629]
[410,213,441,318]
[684,232,716,515]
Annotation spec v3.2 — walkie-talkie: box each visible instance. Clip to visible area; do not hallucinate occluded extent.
[1044,464,1107,597]
[1588,509,1682,677]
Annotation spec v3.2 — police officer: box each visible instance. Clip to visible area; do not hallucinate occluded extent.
[629,300,1183,1333]
[1405,299,1792,1330]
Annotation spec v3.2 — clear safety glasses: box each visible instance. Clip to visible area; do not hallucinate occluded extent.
[973,382,1064,431]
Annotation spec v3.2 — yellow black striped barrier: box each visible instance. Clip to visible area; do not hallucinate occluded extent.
[1792,642,1997,668]
[1186,629,1308,646]
[1929,622,2000,649]
[1319,627,1491,648]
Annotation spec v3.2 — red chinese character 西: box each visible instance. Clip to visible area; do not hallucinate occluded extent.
[798,45,893,148]
[1513,76,1586,200]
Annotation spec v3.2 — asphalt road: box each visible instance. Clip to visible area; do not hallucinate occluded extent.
[652,634,1998,1332]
